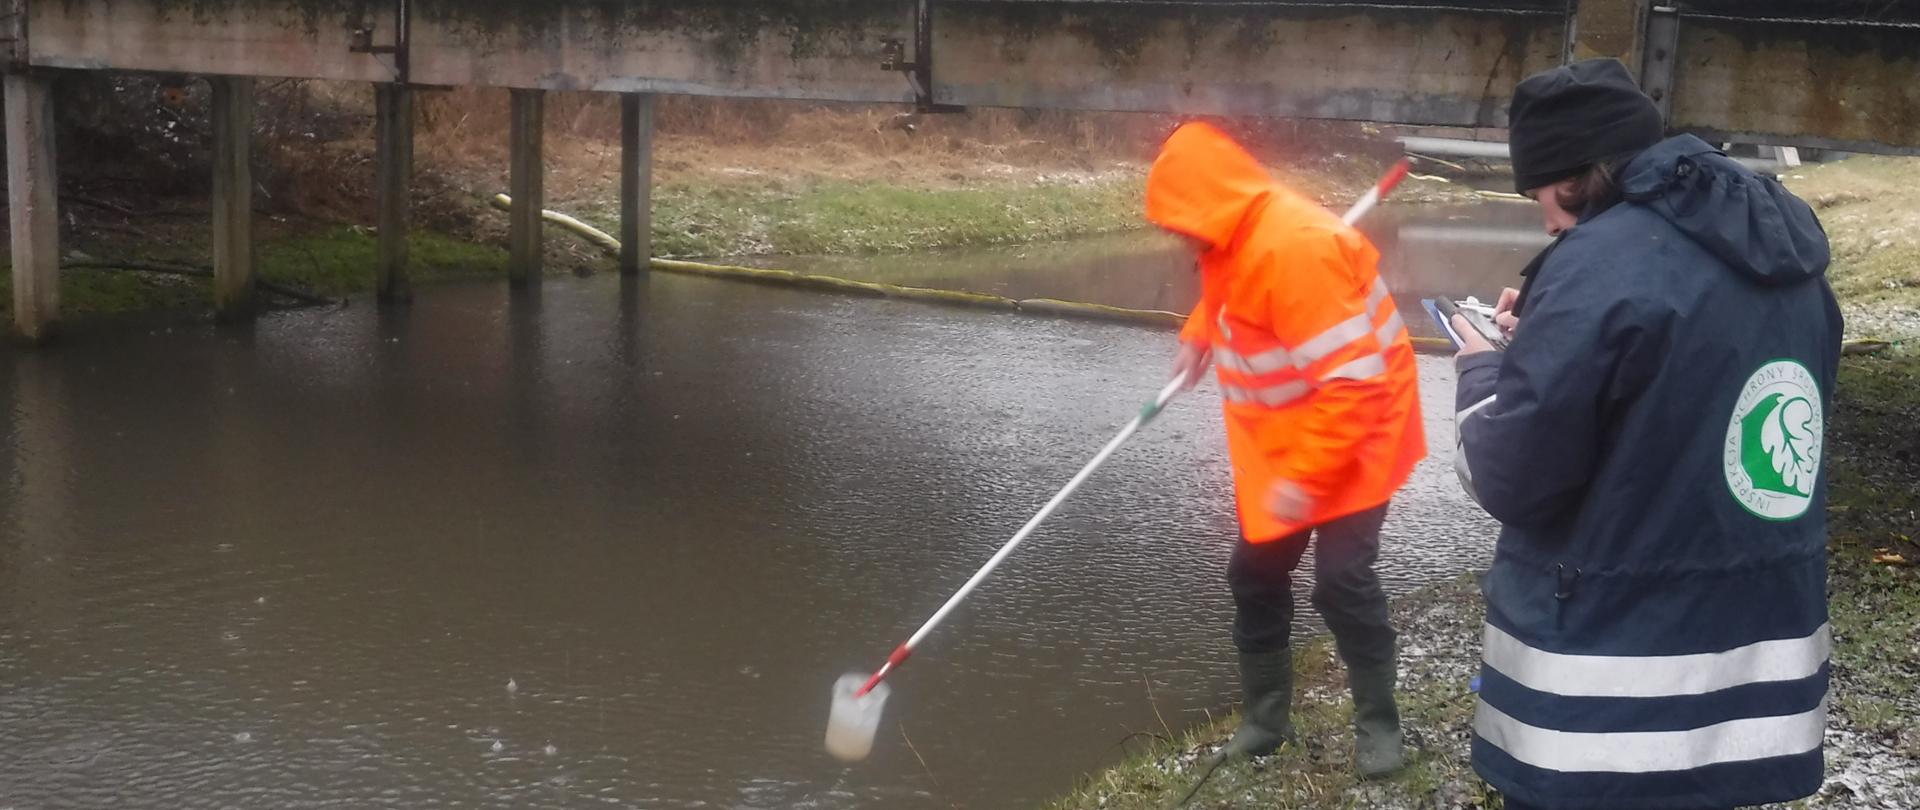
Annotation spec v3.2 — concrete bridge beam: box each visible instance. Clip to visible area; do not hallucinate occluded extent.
[15,2,1918,153]
[932,2,1566,128]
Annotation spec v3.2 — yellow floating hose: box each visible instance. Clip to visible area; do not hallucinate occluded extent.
[494,193,1499,357]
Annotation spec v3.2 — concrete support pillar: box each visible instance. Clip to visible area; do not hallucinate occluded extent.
[376,83,415,303]
[620,93,656,277]
[509,88,545,286]
[1565,0,1652,73]
[1,0,25,70]
[211,76,256,322]
[6,73,60,344]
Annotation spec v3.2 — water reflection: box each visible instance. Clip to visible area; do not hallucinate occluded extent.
[0,204,1527,808]
[747,202,1551,337]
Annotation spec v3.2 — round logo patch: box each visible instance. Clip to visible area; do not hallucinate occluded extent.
[1723,360,1823,521]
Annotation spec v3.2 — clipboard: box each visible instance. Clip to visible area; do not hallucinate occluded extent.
[1423,299,1468,350]
[1424,297,1509,351]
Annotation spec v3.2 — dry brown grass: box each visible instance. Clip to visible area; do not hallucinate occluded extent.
[408,88,1391,196]
[49,73,1397,228]
[1785,157,1920,341]
[36,77,1422,269]
[410,87,1179,201]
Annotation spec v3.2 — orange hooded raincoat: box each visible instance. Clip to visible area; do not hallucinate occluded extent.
[1147,123,1425,542]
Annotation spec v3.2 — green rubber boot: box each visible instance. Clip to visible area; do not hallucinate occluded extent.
[1349,660,1405,778]
[1221,649,1297,758]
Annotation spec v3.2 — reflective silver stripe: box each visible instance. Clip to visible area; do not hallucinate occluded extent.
[1219,278,1392,376]
[1215,347,1249,375]
[1216,346,1291,376]
[1373,309,1405,348]
[1457,394,1498,422]
[1455,395,1495,507]
[1453,444,1482,507]
[1367,277,1390,314]
[1482,623,1832,699]
[1237,345,1294,375]
[1292,313,1374,367]
[1222,381,1311,408]
[1322,353,1387,382]
[1474,698,1826,774]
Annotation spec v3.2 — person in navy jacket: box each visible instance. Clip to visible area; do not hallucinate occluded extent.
[1452,59,1841,810]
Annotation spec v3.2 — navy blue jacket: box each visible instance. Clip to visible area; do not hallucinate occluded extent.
[1456,135,1842,809]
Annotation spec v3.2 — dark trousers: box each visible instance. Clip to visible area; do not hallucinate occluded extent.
[1227,503,1395,669]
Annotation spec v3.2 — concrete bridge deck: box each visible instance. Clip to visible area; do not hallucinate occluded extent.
[7,1,1919,341]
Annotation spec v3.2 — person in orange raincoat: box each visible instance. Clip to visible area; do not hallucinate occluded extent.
[1147,122,1425,777]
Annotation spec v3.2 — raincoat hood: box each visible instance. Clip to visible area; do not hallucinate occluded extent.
[1145,123,1280,252]
[1149,122,1424,544]
[1618,134,1831,287]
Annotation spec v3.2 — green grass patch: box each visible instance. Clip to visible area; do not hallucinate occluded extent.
[0,225,513,328]
[3,168,1143,327]
[1825,355,1920,747]
[1047,575,1498,810]
[1043,638,1497,810]
[258,226,511,295]
[1042,636,1368,810]
[572,172,1148,259]
[0,265,208,323]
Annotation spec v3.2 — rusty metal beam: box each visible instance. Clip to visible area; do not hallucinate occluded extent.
[3,0,26,70]
[1678,0,1920,26]
[1639,4,1680,118]
[1665,14,1920,155]
[1565,0,1651,70]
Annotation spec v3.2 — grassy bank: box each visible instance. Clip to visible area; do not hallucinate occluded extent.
[0,172,1152,328]
[1823,354,1920,768]
[1786,158,1920,343]
[6,81,1904,337]
[0,225,513,327]
[605,170,1149,258]
[1049,354,1920,810]
[2,148,1460,329]
[1045,577,1496,810]
[478,130,1464,263]
[1,81,1493,328]
[4,82,1469,329]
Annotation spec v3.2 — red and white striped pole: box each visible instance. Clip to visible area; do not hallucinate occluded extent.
[1343,158,1412,227]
